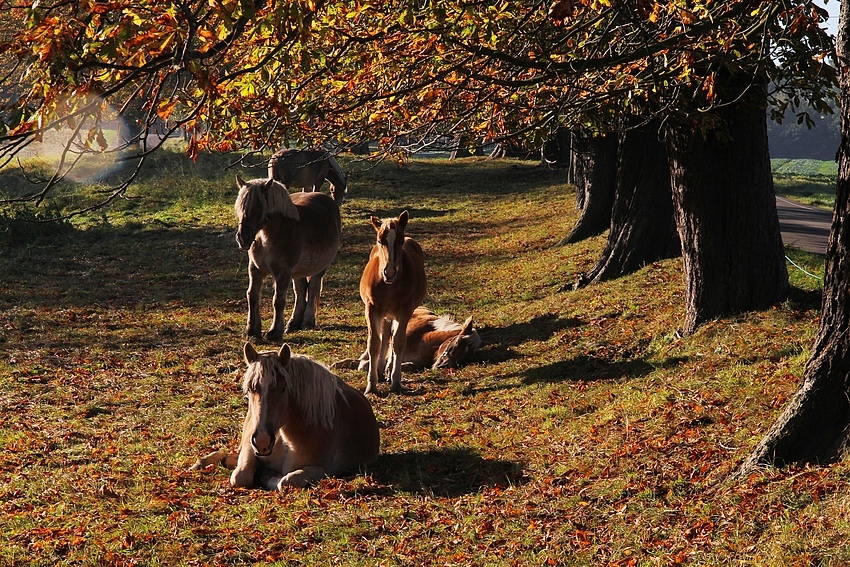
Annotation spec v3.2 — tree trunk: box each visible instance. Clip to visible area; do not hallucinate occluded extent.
[449,135,484,159]
[665,78,788,335]
[576,121,679,288]
[561,129,617,244]
[738,0,850,473]
[488,139,535,160]
[541,127,571,168]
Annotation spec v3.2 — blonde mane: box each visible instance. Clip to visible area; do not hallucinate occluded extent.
[235,178,300,223]
[242,353,341,430]
[431,314,462,332]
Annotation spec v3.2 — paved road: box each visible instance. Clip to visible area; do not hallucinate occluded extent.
[776,196,832,255]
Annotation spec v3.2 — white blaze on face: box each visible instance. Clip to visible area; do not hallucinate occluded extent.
[383,228,398,281]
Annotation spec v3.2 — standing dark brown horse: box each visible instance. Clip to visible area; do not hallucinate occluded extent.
[234,176,341,341]
[268,148,347,205]
[359,210,427,394]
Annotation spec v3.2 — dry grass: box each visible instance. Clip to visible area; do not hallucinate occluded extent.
[0,151,842,566]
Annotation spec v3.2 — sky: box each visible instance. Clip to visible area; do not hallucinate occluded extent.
[821,0,839,36]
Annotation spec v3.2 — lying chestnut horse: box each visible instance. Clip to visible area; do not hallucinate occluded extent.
[333,306,481,372]
[359,210,427,394]
[225,343,380,489]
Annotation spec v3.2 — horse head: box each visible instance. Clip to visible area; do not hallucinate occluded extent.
[371,210,409,284]
[242,342,291,457]
[433,316,482,369]
[234,176,276,251]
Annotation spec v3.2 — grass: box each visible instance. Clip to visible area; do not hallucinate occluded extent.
[0,150,843,566]
[771,158,837,209]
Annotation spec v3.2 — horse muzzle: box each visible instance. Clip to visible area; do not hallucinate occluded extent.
[250,430,276,457]
[236,232,254,251]
[381,267,398,284]
[433,355,457,370]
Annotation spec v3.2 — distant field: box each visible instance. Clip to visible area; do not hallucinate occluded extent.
[772,158,836,209]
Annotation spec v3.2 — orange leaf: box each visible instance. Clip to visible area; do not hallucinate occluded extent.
[157,100,178,121]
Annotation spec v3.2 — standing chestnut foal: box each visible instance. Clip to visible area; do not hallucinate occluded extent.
[359,210,427,394]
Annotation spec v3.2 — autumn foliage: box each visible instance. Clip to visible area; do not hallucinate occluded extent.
[0,0,835,171]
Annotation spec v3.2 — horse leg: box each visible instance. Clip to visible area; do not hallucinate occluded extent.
[246,263,264,340]
[388,315,411,393]
[279,466,327,488]
[302,270,325,329]
[381,319,395,382]
[189,449,236,471]
[230,415,259,488]
[364,306,383,394]
[266,267,292,342]
[286,277,308,333]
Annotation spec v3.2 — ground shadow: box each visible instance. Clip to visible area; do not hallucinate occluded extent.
[522,356,654,385]
[476,314,584,364]
[786,285,822,313]
[365,447,526,497]
[461,354,654,396]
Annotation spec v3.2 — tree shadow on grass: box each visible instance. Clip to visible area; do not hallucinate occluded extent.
[522,356,654,385]
[785,285,822,313]
[363,447,526,498]
[462,354,654,396]
[476,313,584,364]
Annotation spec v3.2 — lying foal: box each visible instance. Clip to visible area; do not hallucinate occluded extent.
[334,306,481,373]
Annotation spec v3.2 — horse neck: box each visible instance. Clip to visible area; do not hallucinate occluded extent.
[283,356,338,430]
[326,159,345,188]
[421,328,461,349]
[263,186,299,221]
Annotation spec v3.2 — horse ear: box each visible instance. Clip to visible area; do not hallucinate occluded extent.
[397,210,409,230]
[277,344,291,365]
[236,174,245,188]
[263,178,276,192]
[371,216,382,232]
[243,342,259,364]
[461,316,475,335]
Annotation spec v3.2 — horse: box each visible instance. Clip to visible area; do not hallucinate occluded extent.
[359,210,427,394]
[228,342,380,489]
[333,306,481,373]
[234,175,341,342]
[268,148,347,206]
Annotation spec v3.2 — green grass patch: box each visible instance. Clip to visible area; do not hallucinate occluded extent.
[772,158,836,209]
[0,151,844,566]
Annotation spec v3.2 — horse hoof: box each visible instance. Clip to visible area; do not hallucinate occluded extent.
[265,330,284,343]
[389,382,403,394]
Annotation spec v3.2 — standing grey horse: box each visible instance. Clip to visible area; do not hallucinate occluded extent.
[268,148,347,206]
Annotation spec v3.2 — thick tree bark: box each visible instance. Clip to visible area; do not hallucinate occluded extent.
[561,129,617,244]
[576,121,679,287]
[738,0,850,473]
[665,78,788,335]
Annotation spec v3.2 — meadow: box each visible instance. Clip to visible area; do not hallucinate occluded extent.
[0,150,844,566]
